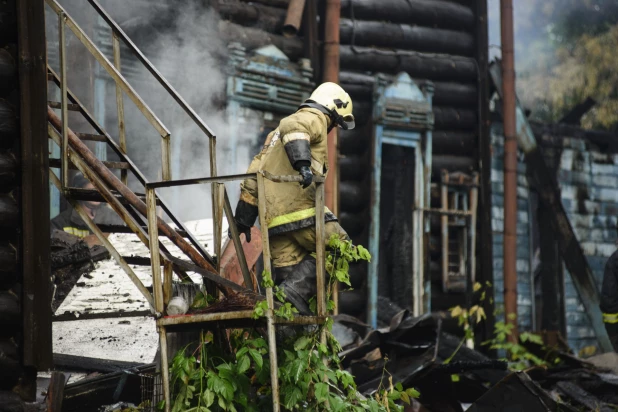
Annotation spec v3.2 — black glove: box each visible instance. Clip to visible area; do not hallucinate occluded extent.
[299,165,313,189]
[228,221,252,243]
[229,199,258,243]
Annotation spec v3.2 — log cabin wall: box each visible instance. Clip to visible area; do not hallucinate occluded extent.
[1,0,51,407]
[337,0,483,317]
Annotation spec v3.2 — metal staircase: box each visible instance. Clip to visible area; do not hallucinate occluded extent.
[45,1,327,411]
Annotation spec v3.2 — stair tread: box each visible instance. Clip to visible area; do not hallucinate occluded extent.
[50,158,130,170]
[48,101,80,111]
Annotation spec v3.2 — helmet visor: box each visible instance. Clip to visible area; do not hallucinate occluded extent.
[340,114,355,130]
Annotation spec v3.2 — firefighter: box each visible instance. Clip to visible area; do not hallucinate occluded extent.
[601,235,618,352]
[51,173,123,245]
[230,82,355,314]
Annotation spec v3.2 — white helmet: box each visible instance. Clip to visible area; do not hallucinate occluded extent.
[300,82,355,130]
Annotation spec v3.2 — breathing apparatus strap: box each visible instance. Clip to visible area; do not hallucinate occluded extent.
[298,100,349,132]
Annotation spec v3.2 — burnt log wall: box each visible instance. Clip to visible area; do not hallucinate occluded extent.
[0,0,26,406]
[0,0,51,406]
[337,0,480,316]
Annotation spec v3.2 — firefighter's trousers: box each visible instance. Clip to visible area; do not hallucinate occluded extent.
[269,221,348,314]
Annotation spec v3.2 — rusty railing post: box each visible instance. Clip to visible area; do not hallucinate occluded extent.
[112,32,127,185]
[257,173,280,412]
[147,187,171,412]
[500,0,519,342]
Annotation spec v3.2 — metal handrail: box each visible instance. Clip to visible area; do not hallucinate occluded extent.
[145,173,328,412]
[45,0,170,139]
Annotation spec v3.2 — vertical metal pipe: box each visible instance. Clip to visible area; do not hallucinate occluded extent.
[283,0,306,37]
[323,0,340,215]
[112,32,127,185]
[257,174,280,412]
[500,0,519,342]
[58,12,69,189]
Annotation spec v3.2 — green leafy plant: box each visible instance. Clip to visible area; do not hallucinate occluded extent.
[164,236,419,411]
[482,314,549,371]
[445,283,550,371]
[251,270,298,321]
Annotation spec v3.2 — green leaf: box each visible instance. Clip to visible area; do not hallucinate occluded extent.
[335,269,351,286]
[203,389,215,407]
[357,245,371,262]
[284,386,303,410]
[294,336,312,351]
[289,359,305,383]
[395,382,403,391]
[406,388,420,398]
[401,391,411,405]
[249,349,263,370]
[218,395,227,411]
[237,355,250,374]
[451,374,460,382]
[314,382,329,402]
[236,347,248,359]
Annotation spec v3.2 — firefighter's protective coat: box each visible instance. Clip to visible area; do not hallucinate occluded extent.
[239,107,337,239]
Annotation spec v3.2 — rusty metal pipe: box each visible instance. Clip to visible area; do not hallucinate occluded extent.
[324,0,340,215]
[283,0,306,37]
[500,0,518,342]
[47,107,220,279]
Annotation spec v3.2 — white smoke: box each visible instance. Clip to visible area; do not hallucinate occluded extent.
[46,0,264,222]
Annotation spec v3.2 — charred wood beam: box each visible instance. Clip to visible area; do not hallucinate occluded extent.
[340,19,475,57]
[46,372,66,412]
[218,20,303,60]
[0,99,18,145]
[340,155,369,181]
[0,49,17,96]
[238,0,289,8]
[0,291,19,333]
[434,107,477,130]
[341,73,477,107]
[339,123,371,155]
[339,210,368,238]
[0,194,18,229]
[340,0,474,31]
[0,151,17,191]
[340,45,478,82]
[53,353,146,373]
[340,181,369,213]
[433,131,477,156]
[217,0,286,34]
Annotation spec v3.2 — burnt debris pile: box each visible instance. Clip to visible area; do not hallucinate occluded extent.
[332,304,618,411]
